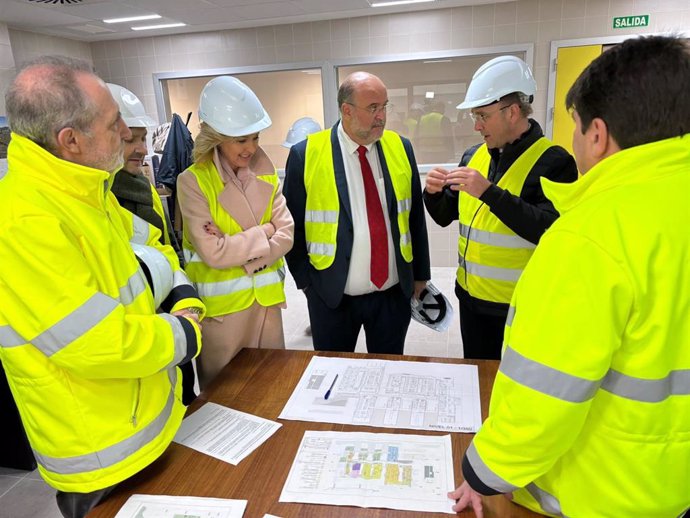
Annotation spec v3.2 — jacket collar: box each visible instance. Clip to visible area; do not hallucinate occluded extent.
[542,134,690,215]
[8,133,111,205]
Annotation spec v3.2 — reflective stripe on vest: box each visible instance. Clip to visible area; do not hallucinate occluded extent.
[182,160,286,317]
[303,128,413,270]
[457,138,553,303]
[33,369,177,475]
[130,214,150,244]
[501,345,690,403]
[194,266,285,297]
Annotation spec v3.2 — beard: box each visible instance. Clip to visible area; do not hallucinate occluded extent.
[92,147,125,174]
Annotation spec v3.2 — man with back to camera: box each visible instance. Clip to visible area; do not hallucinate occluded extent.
[283,71,430,354]
[0,56,204,518]
[424,56,577,360]
[450,34,690,518]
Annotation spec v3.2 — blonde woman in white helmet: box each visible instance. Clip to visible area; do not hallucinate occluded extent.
[177,76,294,389]
[423,55,578,361]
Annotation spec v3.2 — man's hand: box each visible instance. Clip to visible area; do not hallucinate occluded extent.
[413,280,427,300]
[444,167,491,198]
[424,167,450,194]
[172,309,200,324]
[448,481,484,517]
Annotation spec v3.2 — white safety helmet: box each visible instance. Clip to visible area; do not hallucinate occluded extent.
[106,83,156,128]
[410,282,454,332]
[198,76,272,137]
[131,243,174,309]
[282,117,322,148]
[457,55,537,110]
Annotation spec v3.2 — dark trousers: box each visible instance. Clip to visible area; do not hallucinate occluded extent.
[459,295,508,360]
[56,484,117,518]
[307,284,411,354]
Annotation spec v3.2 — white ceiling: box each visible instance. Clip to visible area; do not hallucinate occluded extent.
[0,0,511,42]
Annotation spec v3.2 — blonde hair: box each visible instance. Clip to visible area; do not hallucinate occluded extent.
[193,122,235,163]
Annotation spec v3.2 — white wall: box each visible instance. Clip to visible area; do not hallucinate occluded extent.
[0,24,15,116]
[85,0,690,129]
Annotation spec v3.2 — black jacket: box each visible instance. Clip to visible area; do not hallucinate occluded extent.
[423,119,578,314]
[284,122,431,309]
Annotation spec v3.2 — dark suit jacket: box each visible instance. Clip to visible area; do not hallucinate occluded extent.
[284,122,430,309]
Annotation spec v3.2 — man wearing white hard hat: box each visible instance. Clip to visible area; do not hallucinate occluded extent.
[107,83,200,405]
[423,55,577,360]
[283,71,430,355]
[177,76,294,389]
[107,84,171,247]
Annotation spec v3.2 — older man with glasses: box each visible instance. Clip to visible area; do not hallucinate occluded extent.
[423,55,577,360]
[284,71,430,354]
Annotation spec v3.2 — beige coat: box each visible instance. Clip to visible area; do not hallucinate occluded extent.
[177,147,294,389]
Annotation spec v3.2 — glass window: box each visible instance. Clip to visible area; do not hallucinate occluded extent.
[163,68,324,170]
[337,51,525,165]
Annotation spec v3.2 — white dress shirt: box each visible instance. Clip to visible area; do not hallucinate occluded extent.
[337,124,399,295]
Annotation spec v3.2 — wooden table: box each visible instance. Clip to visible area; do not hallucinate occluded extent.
[88,349,542,517]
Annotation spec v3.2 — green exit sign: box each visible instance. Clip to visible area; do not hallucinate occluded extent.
[613,15,649,29]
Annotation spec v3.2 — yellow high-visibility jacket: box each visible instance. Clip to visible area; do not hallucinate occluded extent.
[464,135,690,517]
[0,134,203,493]
[457,138,553,303]
[182,160,286,317]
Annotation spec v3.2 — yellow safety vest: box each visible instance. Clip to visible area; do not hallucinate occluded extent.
[469,135,690,517]
[304,128,413,270]
[0,134,200,493]
[456,138,553,303]
[183,160,286,317]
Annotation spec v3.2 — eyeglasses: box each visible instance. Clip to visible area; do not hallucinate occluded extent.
[468,104,512,124]
[345,102,392,115]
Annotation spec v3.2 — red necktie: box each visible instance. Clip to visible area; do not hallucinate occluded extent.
[357,145,389,288]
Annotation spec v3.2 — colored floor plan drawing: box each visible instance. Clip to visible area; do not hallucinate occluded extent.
[280,431,455,514]
[279,356,482,433]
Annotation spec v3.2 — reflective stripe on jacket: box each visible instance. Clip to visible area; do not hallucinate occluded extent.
[183,159,286,317]
[304,129,413,270]
[0,134,201,493]
[456,138,553,303]
[467,135,690,517]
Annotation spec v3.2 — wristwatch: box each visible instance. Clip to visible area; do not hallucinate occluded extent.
[186,307,203,315]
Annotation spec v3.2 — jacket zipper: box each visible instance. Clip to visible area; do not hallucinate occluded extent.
[131,379,141,427]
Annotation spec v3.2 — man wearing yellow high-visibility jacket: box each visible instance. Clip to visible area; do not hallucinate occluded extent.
[451,35,690,518]
[424,56,577,360]
[0,56,204,518]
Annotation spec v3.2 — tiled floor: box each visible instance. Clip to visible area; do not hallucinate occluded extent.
[0,266,463,518]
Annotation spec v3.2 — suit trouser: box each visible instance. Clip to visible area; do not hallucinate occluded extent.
[458,295,508,360]
[307,283,411,354]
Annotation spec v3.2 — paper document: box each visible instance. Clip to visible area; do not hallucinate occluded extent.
[174,402,281,465]
[279,356,482,432]
[113,494,247,518]
[280,430,456,514]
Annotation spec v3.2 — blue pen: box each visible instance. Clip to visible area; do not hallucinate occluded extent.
[324,374,338,400]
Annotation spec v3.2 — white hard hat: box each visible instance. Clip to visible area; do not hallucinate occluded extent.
[282,117,322,148]
[131,243,174,309]
[198,76,272,137]
[411,282,454,332]
[457,55,537,110]
[107,83,156,128]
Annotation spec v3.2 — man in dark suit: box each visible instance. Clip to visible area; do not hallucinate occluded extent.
[284,71,430,354]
